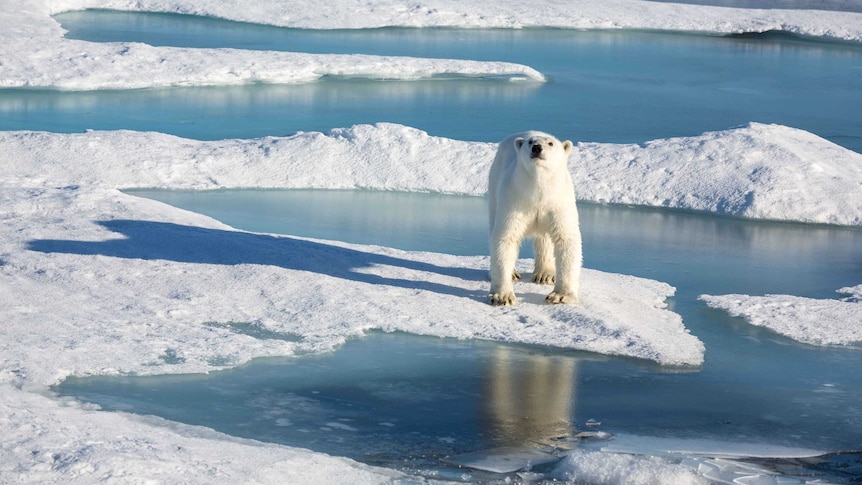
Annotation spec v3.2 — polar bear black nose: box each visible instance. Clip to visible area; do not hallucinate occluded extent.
[532,144,543,155]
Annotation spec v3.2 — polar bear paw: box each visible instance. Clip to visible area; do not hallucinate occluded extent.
[546,291,579,305]
[512,270,521,281]
[531,271,555,285]
[489,292,517,306]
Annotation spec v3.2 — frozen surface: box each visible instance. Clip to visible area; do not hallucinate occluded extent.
[552,450,708,485]
[2,186,703,378]
[3,0,861,482]
[0,0,545,90]
[553,434,828,485]
[6,0,862,91]
[0,387,406,483]
[24,13,862,153]
[49,0,862,40]
[445,447,561,474]
[597,434,824,459]
[2,122,859,481]
[2,125,710,482]
[3,122,860,226]
[701,286,862,346]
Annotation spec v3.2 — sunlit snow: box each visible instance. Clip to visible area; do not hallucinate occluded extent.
[2,0,861,483]
[701,286,862,346]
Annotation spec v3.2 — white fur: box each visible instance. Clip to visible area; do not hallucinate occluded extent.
[488,131,582,306]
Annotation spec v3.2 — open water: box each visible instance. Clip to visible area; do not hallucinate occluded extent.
[1,10,860,153]
[58,189,862,482]
[16,10,862,482]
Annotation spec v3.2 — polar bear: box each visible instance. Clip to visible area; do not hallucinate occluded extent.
[488,131,582,306]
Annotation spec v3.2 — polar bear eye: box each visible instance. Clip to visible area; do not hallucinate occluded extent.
[549,142,554,146]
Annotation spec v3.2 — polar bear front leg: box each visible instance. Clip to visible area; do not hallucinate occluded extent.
[489,233,522,306]
[532,234,556,285]
[546,234,582,305]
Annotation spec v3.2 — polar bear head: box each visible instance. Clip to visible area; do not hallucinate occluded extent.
[514,133,573,171]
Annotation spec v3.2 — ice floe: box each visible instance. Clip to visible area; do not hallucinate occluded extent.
[6,0,862,91]
[3,122,860,226]
[49,0,862,41]
[552,434,828,485]
[0,0,545,90]
[701,286,862,346]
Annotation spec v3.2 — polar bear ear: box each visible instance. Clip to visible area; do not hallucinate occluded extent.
[514,137,525,151]
[562,140,573,155]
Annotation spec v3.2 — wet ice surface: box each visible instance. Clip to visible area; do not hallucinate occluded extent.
[56,190,862,482]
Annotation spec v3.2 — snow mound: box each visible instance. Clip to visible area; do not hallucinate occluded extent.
[700,288,862,346]
[3,122,860,226]
[572,122,862,226]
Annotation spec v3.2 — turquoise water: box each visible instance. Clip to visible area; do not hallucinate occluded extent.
[56,189,862,481]
[10,11,861,480]
[2,10,860,153]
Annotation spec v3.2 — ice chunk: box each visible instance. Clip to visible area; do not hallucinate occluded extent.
[700,290,862,346]
[444,447,561,473]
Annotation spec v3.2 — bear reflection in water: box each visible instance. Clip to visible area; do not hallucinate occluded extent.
[482,348,578,448]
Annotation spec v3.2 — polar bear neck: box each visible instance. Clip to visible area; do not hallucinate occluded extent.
[517,156,568,184]
[514,160,574,206]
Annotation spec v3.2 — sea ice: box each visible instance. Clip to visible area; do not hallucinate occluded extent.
[551,434,828,485]
[0,183,701,481]
[2,0,861,483]
[2,122,860,226]
[0,0,545,90]
[49,0,862,40]
[444,447,561,474]
[6,0,862,91]
[2,120,858,483]
[700,287,862,346]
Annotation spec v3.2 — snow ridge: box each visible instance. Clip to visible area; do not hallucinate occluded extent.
[3,122,860,226]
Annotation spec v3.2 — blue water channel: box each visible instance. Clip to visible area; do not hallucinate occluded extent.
[56,189,862,481]
[10,10,861,481]
[1,10,860,153]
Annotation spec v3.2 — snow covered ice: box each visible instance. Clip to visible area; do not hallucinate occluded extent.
[2,0,862,483]
[701,285,862,347]
[3,122,860,226]
[45,0,862,39]
[1,1,546,90]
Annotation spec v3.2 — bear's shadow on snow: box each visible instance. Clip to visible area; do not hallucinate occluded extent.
[28,220,487,300]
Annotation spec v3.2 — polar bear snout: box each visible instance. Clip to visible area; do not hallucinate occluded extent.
[531,144,544,156]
